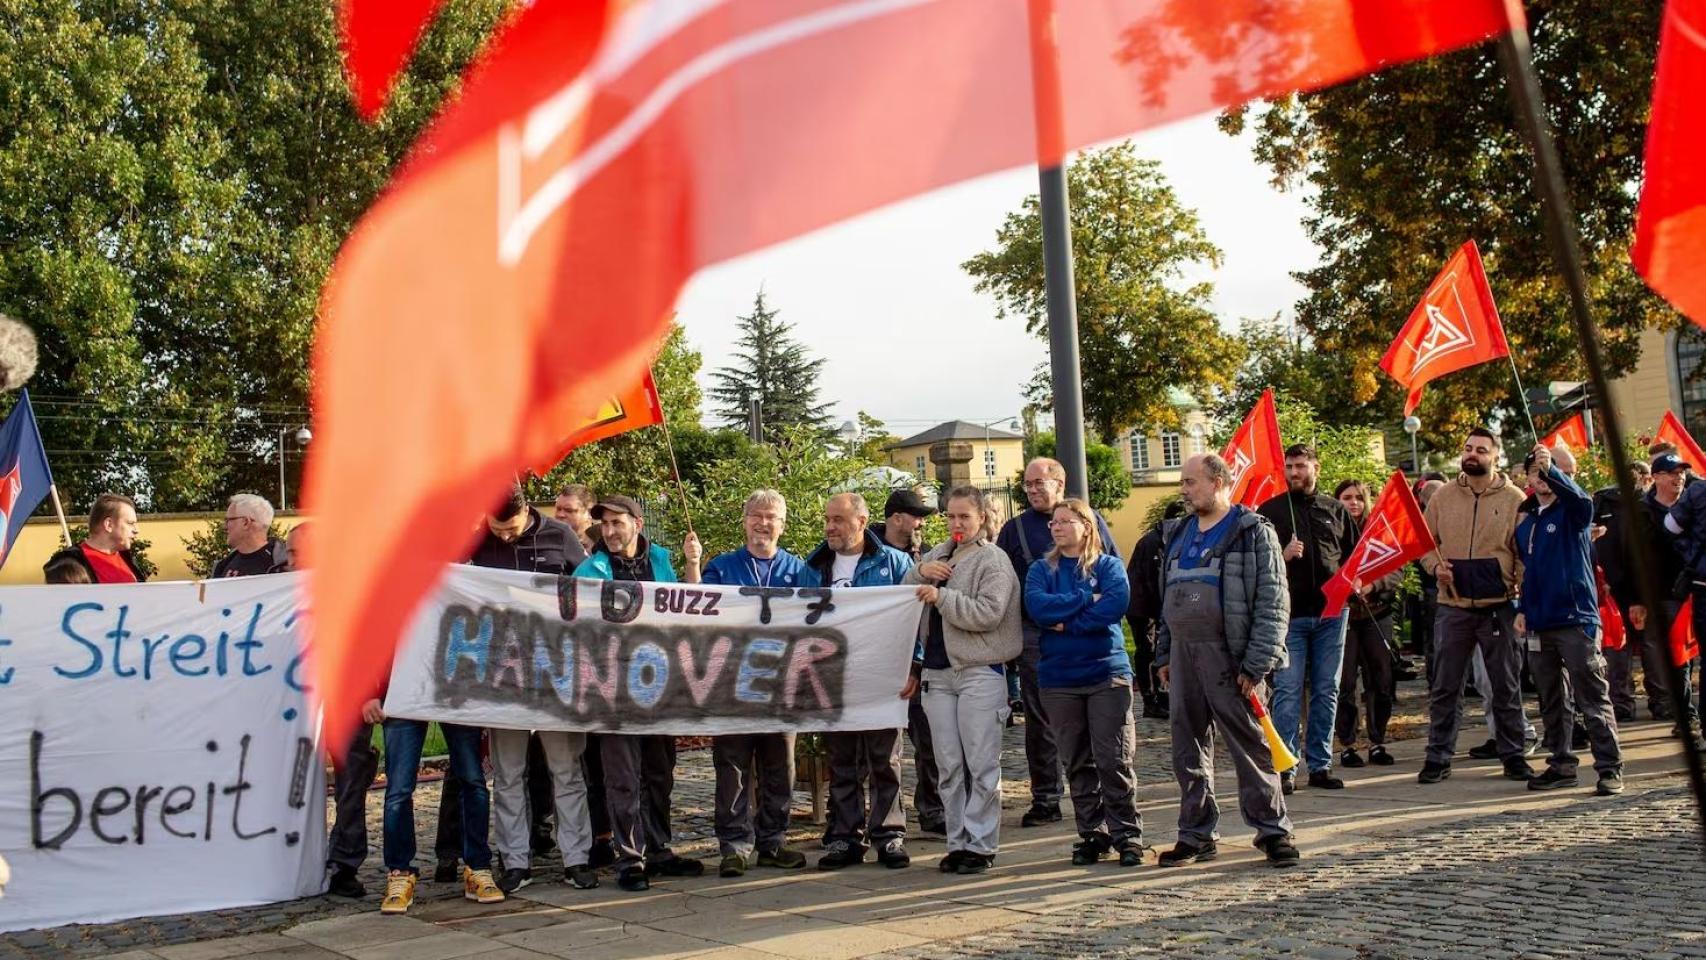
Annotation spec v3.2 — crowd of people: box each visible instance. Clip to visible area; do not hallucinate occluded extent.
[44,424,1705,915]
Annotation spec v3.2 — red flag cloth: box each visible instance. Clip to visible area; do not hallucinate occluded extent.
[1634,0,1706,324]
[1598,575,1626,652]
[1540,412,1589,451]
[340,0,449,120]
[531,372,664,476]
[308,0,1517,748]
[1321,471,1433,618]
[1221,388,1286,509]
[1379,240,1512,415]
[1658,410,1706,468]
[1673,596,1700,667]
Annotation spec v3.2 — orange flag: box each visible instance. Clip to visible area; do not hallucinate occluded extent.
[1321,471,1432,618]
[307,0,1518,748]
[1633,0,1706,324]
[1221,389,1286,509]
[1673,596,1699,667]
[531,373,664,477]
[1540,412,1589,451]
[1379,240,1512,415]
[1657,410,1706,468]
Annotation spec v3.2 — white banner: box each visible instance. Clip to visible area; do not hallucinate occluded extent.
[0,576,325,933]
[387,568,924,735]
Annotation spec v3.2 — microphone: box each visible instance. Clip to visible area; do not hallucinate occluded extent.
[0,315,38,392]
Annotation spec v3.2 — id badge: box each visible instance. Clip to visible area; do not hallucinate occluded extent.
[1526,633,1542,653]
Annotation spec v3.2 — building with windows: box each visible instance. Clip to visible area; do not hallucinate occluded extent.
[1115,389,1215,485]
[885,420,1026,490]
[1596,325,1705,443]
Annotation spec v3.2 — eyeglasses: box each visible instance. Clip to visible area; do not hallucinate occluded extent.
[1047,518,1085,528]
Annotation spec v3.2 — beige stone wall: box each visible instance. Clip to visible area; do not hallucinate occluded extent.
[1603,325,1679,440]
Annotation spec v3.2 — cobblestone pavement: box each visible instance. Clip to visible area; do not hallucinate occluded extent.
[6,681,1705,959]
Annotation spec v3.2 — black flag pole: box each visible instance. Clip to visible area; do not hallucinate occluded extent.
[1495,13,1706,841]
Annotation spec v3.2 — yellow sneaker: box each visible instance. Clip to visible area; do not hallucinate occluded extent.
[463,866,505,904]
[380,870,416,914]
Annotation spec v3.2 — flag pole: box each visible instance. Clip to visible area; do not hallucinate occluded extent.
[48,484,72,545]
[653,393,695,535]
[1496,11,1706,841]
[1506,355,1539,445]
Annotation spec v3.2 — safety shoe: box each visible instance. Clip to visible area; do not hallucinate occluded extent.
[1339,748,1366,768]
[496,867,532,894]
[380,870,416,914]
[1020,803,1062,827]
[648,856,705,878]
[938,850,966,873]
[1071,836,1110,866]
[566,863,600,889]
[955,853,993,875]
[617,867,649,892]
[1259,835,1301,868]
[1157,840,1217,868]
[719,853,748,878]
[817,840,866,870]
[1466,738,1500,760]
[329,866,366,899]
[877,838,911,869]
[757,846,808,869]
[463,866,505,904]
[1571,724,1590,751]
[1503,757,1537,781]
[1116,840,1146,868]
[1596,772,1626,796]
[1307,770,1345,790]
[1417,761,1451,784]
[1369,745,1395,766]
[1527,767,1578,791]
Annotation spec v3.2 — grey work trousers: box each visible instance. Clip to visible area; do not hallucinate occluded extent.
[491,728,593,869]
[328,723,378,872]
[601,734,678,869]
[712,733,796,858]
[922,666,1008,855]
[1170,632,1292,846]
[1427,604,1527,765]
[823,728,906,849]
[1018,622,1064,806]
[1043,680,1141,846]
[906,693,943,826]
[1532,627,1623,775]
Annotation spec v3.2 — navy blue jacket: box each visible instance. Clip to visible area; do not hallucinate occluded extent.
[1023,553,1132,688]
[701,545,811,588]
[1515,465,1598,632]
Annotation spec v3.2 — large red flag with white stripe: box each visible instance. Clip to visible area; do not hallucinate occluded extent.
[1378,240,1512,416]
[1321,471,1432,619]
[1221,388,1286,509]
[306,0,1518,746]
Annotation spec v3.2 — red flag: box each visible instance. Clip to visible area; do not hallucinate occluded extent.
[1673,596,1699,667]
[308,1,1517,748]
[1633,0,1706,324]
[1379,240,1512,415]
[1597,566,1626,652]
[1221,389,1285,509]
[531,373,664,476]
[1321,471,1433,618]
[1657,410,1706,468]
[1540,412,1589,451]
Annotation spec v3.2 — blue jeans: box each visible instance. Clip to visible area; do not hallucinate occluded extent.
[1272,615,1348,774]
[383,720,491,873]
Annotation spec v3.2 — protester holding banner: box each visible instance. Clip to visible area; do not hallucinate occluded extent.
[1331,480,1401,768]
[552,483,616,865]
[996,457,1119,829]
[804,492,916,870]
[1257,444,1359,792]
[874,489,946,837]
[700,489,812,877]
[1417,428,1533,786]
[1155,454,1299,868]
[1023,497,1142,868]
[1515,445,1624,795]
[905,486,1021,875]
[44,493,145,583]
[572,494,703,892]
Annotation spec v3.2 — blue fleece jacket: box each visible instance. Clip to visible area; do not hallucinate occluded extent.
[1023,552,1132,688]
[1515,464,1598,632]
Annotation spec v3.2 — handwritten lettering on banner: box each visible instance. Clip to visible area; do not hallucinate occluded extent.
[0,576,325,933]
[385,569,925,735]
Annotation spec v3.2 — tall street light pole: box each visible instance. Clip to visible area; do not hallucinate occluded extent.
[280,425,312,511]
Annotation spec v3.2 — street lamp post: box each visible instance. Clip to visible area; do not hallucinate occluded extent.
[280,425,312,511]
[1403,416,1422,474]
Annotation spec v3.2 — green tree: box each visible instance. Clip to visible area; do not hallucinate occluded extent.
[1223,2,1673,447]
[1,0,508,513]
[852,411,899,463]
[707,292,832,441]
[1215,315,1346,427]
[962,142,1242,440]
[1026,431,1130,513]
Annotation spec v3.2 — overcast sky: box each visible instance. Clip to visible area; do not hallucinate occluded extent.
[674,113,1322,438]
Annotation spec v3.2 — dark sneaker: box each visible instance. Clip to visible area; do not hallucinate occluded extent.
[917,818,947,837]
[566,864,599,889]
[616,867,649,892]
[817,840,865,870]
[1259,835,1301,868]
[1280,771,1296,795]
[433,859,460,883]
[1340,748,1366,768]
[588,838,617,868]
[955,853,993,875]
[1467,739,1500,760]
[1307,771,1345,790]
[938,850,967,873]
[1596,772,1626,796]
[876,839,910,869]
[496,867,533,894]
[1020,804,1062,827]
[757,846,807,870]
[1116,840,1145,868]
[648,856,704,878]
[1571,725,1590,751]
[1527,767,1578,791]
[1071,836,1110,866]
[1417,761,1451,784]
[1157,840,1217,868]
[328,866,366,899]
[719,854,748,878]
[1369,746,1395,766]
[1503,757,1537,781]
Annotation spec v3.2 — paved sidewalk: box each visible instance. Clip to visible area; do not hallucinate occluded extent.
[11,693,1706,960]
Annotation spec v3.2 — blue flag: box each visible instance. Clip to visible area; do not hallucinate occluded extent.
[0,389,55,569]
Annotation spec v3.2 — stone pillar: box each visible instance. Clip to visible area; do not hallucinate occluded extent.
[930,440,974,509]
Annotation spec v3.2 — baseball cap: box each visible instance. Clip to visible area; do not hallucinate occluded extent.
[590,494,645,520]
[884,489,938,519]
[1652,453,1691,475]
